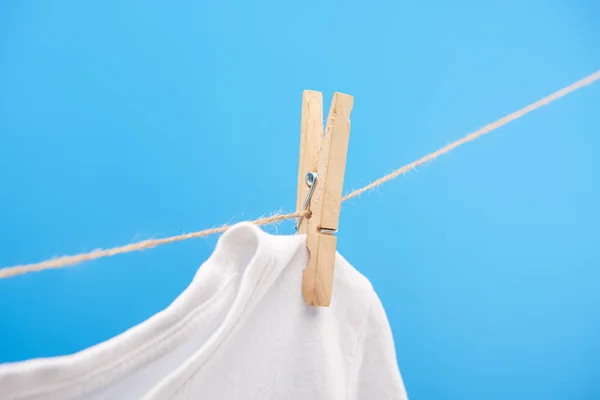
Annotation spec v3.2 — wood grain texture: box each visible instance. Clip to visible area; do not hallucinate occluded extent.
[302,92,354,307]
[296,90,323,234]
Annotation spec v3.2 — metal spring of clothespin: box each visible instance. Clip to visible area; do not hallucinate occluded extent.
[295,172,318,231]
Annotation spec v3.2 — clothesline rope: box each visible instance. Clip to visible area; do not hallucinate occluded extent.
[1,69,599,280]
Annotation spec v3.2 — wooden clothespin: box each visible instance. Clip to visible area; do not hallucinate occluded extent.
[295,90,354,307]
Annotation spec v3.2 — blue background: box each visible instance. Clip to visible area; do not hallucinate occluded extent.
[1,1,599,399]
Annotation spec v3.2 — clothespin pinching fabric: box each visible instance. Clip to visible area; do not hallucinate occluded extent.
[296,90,354,307]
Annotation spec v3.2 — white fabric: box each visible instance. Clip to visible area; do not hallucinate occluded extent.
[0,222,408,400]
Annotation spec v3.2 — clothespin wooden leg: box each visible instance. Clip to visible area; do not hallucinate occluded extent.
[296,91,323,234]
[297,92,354,307]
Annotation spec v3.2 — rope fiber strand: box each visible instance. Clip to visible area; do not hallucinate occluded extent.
[2,69,599,280]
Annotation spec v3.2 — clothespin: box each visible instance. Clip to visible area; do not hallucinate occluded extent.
[295,90,354,307]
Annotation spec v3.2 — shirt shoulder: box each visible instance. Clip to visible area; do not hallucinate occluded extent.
[332,252,378,321]
[332,254,408,399]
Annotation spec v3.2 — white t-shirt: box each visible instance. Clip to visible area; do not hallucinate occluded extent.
[0,222,408,399]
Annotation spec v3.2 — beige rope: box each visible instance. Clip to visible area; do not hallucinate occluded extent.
[1,69,599,280]
[343,69,600,201]
[0,212,303,279]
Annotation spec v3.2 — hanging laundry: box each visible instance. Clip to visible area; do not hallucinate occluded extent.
[0,222,408,400]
